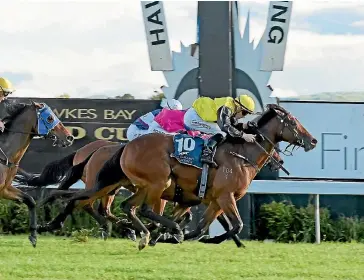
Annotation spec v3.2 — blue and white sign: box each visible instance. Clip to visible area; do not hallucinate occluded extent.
[278,101,364,179]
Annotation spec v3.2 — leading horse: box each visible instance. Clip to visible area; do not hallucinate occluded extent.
[38,104,317,250]
[0,100,74,247]
[19,138,284,242]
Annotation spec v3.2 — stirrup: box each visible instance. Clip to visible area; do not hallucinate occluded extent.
[201,153,217,168]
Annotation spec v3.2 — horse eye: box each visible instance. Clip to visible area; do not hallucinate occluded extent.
[47,115,54,123]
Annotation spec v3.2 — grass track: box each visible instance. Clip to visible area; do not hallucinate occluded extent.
[0,235,363,280]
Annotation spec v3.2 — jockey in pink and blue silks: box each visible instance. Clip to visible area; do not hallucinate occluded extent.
[126,99,183,141]
[148,99,204,137]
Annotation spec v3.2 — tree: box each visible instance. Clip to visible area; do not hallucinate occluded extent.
[57,93,70,98]
[115,93,135,99]
[149,92,165,100]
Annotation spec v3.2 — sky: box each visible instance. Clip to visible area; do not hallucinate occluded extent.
[1,0,364,99]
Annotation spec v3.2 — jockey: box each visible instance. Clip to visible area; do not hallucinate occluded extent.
[0,77,16,132]
[126,98,182,141]
[184,94,256,167]
[148,98,184,135]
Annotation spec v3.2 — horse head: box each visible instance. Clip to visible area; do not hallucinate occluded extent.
[3,100,74,147]
[254,104,317,153]
[31,101,74,147]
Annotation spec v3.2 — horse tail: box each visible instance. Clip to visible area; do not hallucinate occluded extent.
[39,151,96,206]
[14,152,76,188]
[68,144,127,202]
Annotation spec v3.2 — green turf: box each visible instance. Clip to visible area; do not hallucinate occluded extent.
[0,235,363,280]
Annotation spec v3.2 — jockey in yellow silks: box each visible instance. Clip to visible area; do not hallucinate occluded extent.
[0,77,16,132]
[183,94,256,167]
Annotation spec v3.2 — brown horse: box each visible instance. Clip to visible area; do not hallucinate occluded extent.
[34,139,283,244]
[38,104,316,250]
[0,100,73,247]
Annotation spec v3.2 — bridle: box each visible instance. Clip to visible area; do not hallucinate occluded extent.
[0,103,62,167]
[230,106,304,175]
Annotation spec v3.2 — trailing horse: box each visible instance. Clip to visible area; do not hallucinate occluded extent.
[0,99,74,247]
[38,104,316,250]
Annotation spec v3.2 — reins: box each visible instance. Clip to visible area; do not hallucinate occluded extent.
[229,108,301,176]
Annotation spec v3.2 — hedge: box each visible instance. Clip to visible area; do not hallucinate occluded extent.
[0,195,174,238]
[1,197,363,243]
[255,201,364,243]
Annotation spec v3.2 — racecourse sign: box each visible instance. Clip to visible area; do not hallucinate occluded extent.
[260,1,293,71]
[278,100,364,180]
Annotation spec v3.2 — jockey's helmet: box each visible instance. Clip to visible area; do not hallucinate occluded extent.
[0,77,15,98]
[234,94,255,114]
[160,98,183,110]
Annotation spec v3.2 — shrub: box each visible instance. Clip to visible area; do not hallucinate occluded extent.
[256,201,364,243]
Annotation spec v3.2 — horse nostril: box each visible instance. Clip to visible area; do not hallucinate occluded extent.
[67,135,74,142]
[311,138,318,145]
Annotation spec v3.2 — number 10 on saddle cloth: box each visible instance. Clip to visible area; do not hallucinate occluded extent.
[170,134,206,169]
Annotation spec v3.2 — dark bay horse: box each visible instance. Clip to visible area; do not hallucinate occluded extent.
[38,104,317,250]
[0,100,74,247]
[32,140,283,243]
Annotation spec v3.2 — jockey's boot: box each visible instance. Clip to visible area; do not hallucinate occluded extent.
[201,133,225,168]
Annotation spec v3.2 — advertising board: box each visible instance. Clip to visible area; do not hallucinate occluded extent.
[278,100,364,180]
[0,97,160,172]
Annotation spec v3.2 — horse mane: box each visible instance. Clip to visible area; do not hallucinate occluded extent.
[2,100,30,129]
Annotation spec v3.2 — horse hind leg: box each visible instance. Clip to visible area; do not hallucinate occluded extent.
[3,186,37,247]
[37,184,119,234]
[98,196,137,242]
[120,188,151,251]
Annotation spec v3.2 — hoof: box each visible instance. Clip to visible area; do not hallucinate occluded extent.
[197,235,211,243]
[123,228,137,242]
[127,231,137,242]
[162,234,183,244]
[36,225,48,234]
[100,230,109,241]
[173,230,184,243]
[29,235,37,248]
[138,233,150,251]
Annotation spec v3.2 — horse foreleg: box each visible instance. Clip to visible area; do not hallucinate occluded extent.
[3,186,37,247]
[199,213,245,248]
[82,203,112,240]
[37,199,77,233]
[149,204,191,246]
[139,186,184,245]
[165,201,222,242]
[199,193,244,248]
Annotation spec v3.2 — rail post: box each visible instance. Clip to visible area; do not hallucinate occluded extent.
[315,194,321,244]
